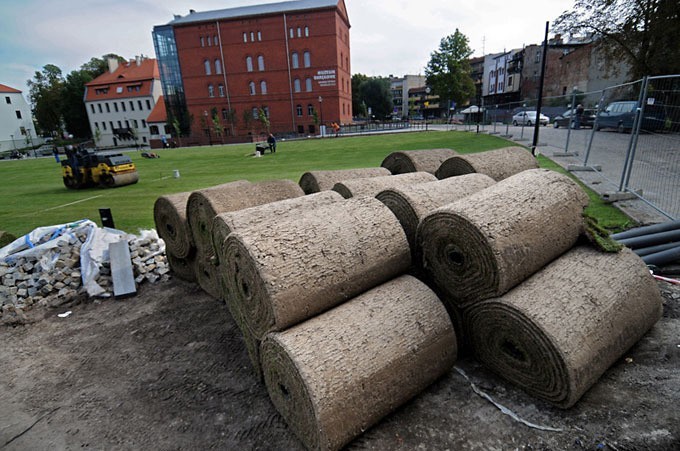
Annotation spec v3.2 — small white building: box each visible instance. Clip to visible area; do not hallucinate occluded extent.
[0,84,35,153]
[390,75,426,119]
[84,57,163,148]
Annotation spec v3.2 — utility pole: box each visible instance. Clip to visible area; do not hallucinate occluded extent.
[532,21,549,156]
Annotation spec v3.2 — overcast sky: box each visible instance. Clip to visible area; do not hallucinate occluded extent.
[0,0,575,100]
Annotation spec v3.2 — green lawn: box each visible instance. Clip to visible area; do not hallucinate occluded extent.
[0,131,630,236]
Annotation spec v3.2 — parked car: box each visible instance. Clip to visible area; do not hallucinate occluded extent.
[553,108,596,128]
[512,111,549,126]
[595,100,666,133]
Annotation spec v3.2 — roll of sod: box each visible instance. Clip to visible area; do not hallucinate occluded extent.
[332,172,437,199]
[153,192,194,259]
[211,191,346,378]
[212,191,344,301]
[417,169,589,306]
[380,148,458,175]
[298,168,391,194]
[435,146,538,181]
[261,275,457,451]
[187,180,305,299]
[465,246,663,408]
[223,196,411,339]
[376,173,495,255]
[166,252,197,283]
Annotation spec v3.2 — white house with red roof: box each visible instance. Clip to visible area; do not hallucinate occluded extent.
[84,56,164,148]
[1,83,35,154]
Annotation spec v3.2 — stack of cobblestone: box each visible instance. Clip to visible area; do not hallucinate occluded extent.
[0,231,170,325]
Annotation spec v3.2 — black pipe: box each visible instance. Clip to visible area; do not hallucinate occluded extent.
[633,242,680,257]
[531,21,549,156]
[642,245,680,266]
[612,220,680,240]
[617,229,680,249]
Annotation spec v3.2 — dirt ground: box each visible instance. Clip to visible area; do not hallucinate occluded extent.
[1,276,679,451]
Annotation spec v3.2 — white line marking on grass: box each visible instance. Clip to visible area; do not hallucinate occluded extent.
[42,195,104,212]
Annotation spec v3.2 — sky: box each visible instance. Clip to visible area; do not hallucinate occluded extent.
[0,0,575,101]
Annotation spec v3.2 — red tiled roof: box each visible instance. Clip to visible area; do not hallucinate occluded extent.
[0,83,22,93]
[85,58,159,101]
[146,96,167,123]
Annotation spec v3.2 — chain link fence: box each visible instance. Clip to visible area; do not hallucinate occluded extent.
[449,74,680,220]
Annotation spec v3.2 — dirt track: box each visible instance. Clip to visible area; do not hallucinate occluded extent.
[1,277,679,450]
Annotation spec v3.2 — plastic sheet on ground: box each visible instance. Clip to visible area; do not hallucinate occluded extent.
[0,220,163,297]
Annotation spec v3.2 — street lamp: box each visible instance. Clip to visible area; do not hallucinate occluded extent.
[203,110,212,146]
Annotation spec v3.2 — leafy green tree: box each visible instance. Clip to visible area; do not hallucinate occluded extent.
[27,64,64,137]
[61,70,94,138]
[257,107,270,133]
[554,0,680,78]
[358,78,393,120]
[425,29,475,109]
[351,73,369,116]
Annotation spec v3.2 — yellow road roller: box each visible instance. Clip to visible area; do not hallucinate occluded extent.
[62,147,139,189]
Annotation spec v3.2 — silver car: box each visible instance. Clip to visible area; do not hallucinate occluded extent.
[512,111,549,126]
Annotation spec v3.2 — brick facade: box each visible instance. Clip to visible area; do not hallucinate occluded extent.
[155,0,351,142]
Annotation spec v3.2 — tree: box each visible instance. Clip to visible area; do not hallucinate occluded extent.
[27,64,64,137]
[257,107,270,134]
[61,69,94,138]
[425,30,475,111]
[554,0,680,79]
[351,73,369,116]
[358,78,393,120]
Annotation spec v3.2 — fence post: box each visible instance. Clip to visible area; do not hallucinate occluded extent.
[619,76,649,192]
[583,90,606,166]
[564,87,577,153]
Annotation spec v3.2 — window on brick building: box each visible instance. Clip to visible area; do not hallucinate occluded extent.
[207,36,211,46]
[208,84,215,97]
[297,27,302,38]
[257,55,265,71]
[200,37,205,47]
[243,32,248,42]
[250,31,255,41]
[305,26,309,37]
[257,31,262,41]
[249,81,256,95]
[289,28,294,38]
[215,59,222,74]
[252,107,258,119]
[204,59,212,75]
[306,78,312,92]
[296,104,303,116]
[222,108,228,120]
[294,78,301,92]
[291,52,299,69]
[303,51,311,68]
[214,36,218,46]
[340,52,343,68]
[307,104,314,116]
[218,84,225,97]
[246,56,253,72]
[260,81,267,94]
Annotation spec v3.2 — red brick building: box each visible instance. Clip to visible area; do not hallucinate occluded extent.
[153,0,351,143]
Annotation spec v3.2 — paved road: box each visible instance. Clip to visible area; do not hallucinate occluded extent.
[434,123,679,223]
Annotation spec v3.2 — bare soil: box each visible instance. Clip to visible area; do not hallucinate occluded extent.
[1,277,679,451]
